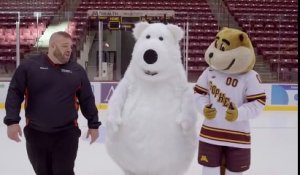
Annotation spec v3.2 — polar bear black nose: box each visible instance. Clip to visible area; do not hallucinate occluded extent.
[209,52,214,58]
[143,49,158,64]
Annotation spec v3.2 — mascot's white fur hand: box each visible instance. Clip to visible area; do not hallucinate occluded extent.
[176,114,195,135]
[107,115,122,133]
[176,88,197,134]
[106,78,128,133]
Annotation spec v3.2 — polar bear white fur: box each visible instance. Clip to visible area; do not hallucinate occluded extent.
[105,22,198,175]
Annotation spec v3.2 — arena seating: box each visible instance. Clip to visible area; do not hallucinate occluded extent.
[278,67,290,81]
[223,0,298,82]
[0,0,63,72]
[1,0,297,83]
[68,0,218,81]
[290,67,298,82]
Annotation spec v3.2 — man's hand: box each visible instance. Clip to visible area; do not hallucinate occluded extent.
[203,104,217,120]
[225,102,238,122]
[7,124,22,142]
[86,128,99,144]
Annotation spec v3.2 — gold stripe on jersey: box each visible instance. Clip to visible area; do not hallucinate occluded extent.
[257,99,266,105]
[200,125,251,144]
[202,125,250,136]
[200,133,251,144]
[247,93,266,105]
[194,85,208,95]
[247,93,266,99]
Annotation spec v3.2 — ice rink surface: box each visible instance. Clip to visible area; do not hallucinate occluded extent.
[0,109,297,175]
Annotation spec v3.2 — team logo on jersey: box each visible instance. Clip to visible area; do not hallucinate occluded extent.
[61,69,72,73]
[39,67,49,70]
[240,165,248,169]
[200,155,209,162]
[209,81,231,107]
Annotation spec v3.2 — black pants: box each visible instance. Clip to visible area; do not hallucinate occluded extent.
[24,126,81,175]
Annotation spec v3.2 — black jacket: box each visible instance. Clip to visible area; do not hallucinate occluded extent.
[4,54,101,132]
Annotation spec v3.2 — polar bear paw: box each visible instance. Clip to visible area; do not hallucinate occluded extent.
[107,115,122,133]
[176,115,194,134]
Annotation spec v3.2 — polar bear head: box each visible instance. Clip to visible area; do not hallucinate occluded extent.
[127,22,185,82]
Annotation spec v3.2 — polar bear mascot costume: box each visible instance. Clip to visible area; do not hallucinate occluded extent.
[105,22,198,175]
[194,27,267,175]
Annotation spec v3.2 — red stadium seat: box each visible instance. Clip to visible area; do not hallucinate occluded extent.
[290,59,298,68]
[290,68,298,82]
[278,67,290,82]
[279,59,293,69]
[269,58,280,72]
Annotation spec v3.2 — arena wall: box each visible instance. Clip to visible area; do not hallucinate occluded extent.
[0,82,297,111]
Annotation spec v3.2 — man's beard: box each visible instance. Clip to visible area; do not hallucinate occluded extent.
[54,48,68,64]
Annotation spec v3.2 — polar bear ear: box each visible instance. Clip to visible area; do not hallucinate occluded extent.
[166,24,184,42]
[133,22,149,40]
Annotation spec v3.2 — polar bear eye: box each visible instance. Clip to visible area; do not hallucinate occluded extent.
[146,35,151,39]
[159,36,164,41]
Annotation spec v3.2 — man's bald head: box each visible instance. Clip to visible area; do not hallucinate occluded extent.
[49,31,72,45]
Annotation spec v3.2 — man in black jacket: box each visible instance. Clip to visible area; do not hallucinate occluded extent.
[4,31,101,175]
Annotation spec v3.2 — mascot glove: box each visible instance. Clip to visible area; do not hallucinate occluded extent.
[225,102,238,122]
[203,104,216,120]
[107,115,122,133]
